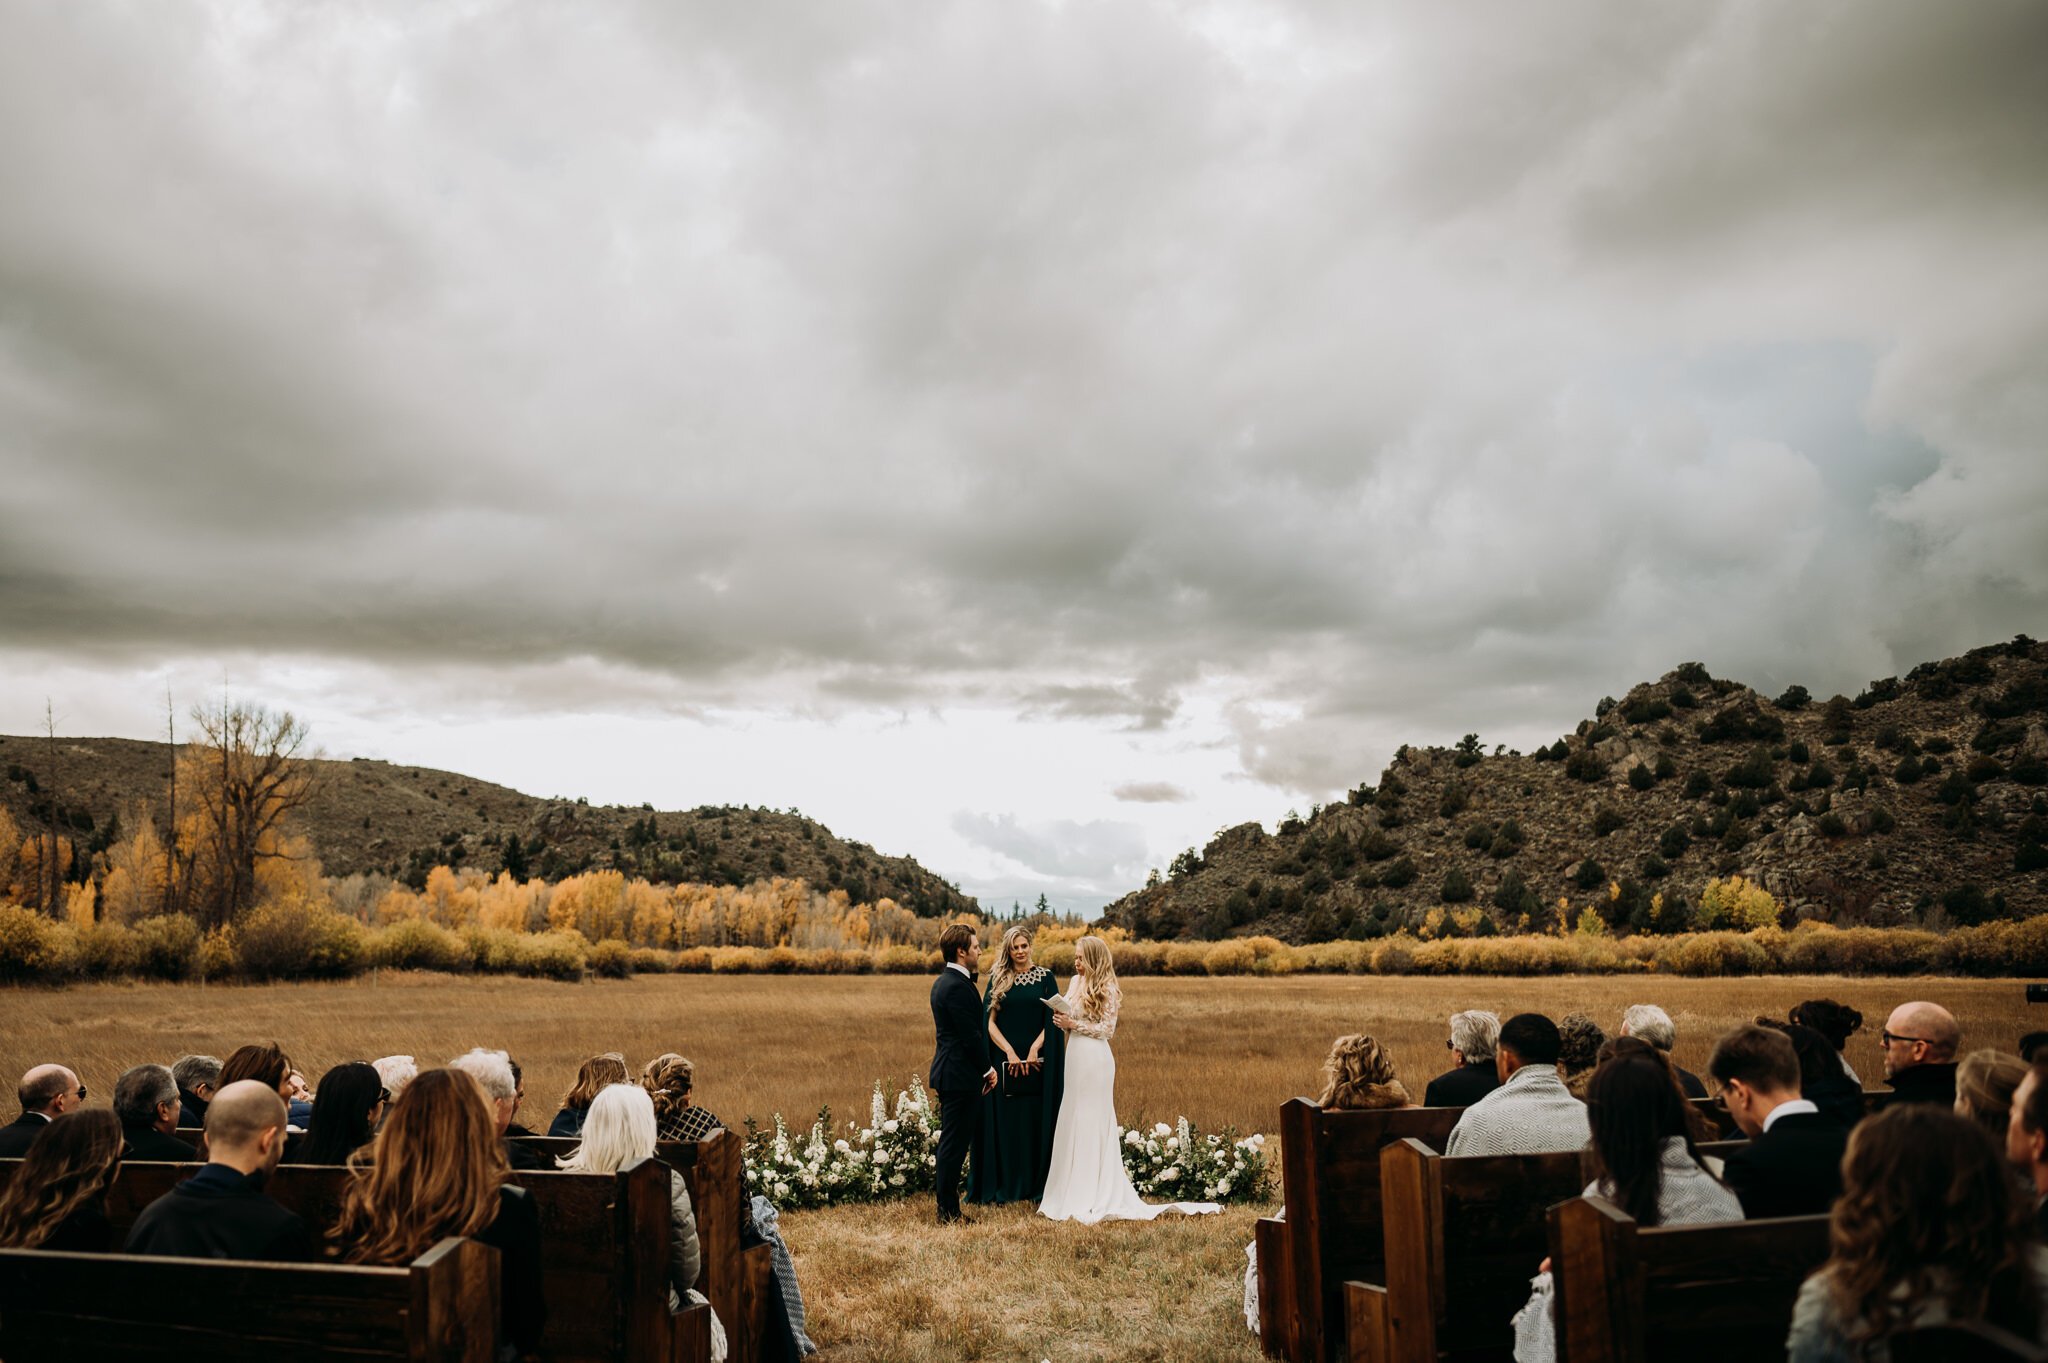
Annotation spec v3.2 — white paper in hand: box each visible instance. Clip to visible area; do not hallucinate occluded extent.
[1042,993,1074,1014]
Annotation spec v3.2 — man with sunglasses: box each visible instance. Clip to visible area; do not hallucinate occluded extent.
[0,1063,87,1157]
[1878,1000,1961,1108]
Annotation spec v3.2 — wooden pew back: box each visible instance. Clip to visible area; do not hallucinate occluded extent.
[1547,1195,1830,1363]
[1278,1099,1463,1363]
[0,1236,499,1362]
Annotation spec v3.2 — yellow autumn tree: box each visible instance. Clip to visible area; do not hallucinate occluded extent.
[100,813,168,923]
[1699,876,1782,931]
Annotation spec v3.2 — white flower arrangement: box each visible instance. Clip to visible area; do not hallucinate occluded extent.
[744,1076,1273,1211]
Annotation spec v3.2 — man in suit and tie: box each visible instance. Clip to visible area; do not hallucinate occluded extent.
[1709,1024,1849,1219]
[1423,1010,1504,1107]
[929,922,998,1224]
[0,1063,86,1158]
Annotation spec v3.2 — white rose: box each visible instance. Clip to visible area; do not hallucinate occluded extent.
[874,1149,890,1165]
[1153,1123,1172,1137]
[1124,1130,1143,1147]
[891,1173,906,1187]
[1162,1166,1180,1180]
[1219,1180,1232,1196]
[883,1119,900,1133]
[773,1182,790,1199]
[1165,1137,1179,1150]
[834,1139,851,1153]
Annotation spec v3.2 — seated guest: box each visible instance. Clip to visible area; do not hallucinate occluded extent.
[1790,1105,2048,1362]
[0,1064,86,1157]
[1446,1014,1589,1156]
[645,1054,727,1142]
[1424,1010,1502,1107]
[1620,1003,1708,1098]
[2005,1059,2048,1236]
[1708,1025,1848,1218]
[1957,1050,2031,1145]
[219,1042,294,1100]
[1557,1014,1607,1099]
[124,1080,311,1261]
[549,1052,629,1138]
[1511,1051,1743,1363]
[1791,999,1866,1085]
[2023,1034,2048,1066]
[291,1062,387,1165]
[172,1053,222,1130]
[332,1068,547,1360]
[560,1083,726,1352]
[1879,1001,1961,1107]
[0,1110,125,1251]
[1598,1036,1717,1145]
[285,1069,314,1130]
[505,1056,536,1138]
[1775,1023,1868,1129]
[1317,1034,1411,1110]
[114,1063,198,1161]
[450,1047,550,1169]
[371,1055,418,1108]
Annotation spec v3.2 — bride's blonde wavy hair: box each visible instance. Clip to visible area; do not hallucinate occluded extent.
[986,926,1035,1014]
[1074,935,1121,1023]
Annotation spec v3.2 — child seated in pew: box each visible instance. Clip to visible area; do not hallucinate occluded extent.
[1241,1033,1413,1333]
[1788,1105,2048,1363]
[559,1083,729,1363]
[1510,1050,1742,1363]
[331,1068,548,1363]
[0,1110,124,1252]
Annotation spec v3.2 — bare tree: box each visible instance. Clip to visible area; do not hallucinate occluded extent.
[41,700,61,917]
[186,697,319,927]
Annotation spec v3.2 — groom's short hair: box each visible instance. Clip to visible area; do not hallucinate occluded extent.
[938,922,976,962]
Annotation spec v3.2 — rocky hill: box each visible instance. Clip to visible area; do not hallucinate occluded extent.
[0,736,976,918]
[1104,636,2048,942]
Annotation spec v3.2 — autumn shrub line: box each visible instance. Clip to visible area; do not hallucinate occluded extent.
[5,897,2048,983]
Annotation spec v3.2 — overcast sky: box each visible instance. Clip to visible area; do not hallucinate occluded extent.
[3,2,2044,913]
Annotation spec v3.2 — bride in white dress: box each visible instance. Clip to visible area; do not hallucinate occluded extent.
[1038,935,1222,1224]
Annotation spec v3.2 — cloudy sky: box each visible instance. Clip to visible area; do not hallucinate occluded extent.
[3,2,2044,913]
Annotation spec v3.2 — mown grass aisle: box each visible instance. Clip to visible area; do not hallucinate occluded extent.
[784,1200,1268,1362]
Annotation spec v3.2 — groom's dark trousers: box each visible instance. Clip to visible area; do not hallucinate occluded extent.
[930,966,988,1221]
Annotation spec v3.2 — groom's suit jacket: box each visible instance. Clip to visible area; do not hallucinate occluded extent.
[929,968,989,1093]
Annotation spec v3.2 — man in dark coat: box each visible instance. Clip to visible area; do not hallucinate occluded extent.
[124,1080,311,1261]
[172,1054,222,1132]
[116,1063,199,1162]
[1880,1001,1961,1108]
[1709,1025,1848,1219]
[929,923,997,1224]
[1422,1010,1504,1107]
[0,1064,86,1157]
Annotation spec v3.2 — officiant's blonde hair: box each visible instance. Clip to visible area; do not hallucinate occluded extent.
[987,926,1034,1013]
[1074,935,1121,1023]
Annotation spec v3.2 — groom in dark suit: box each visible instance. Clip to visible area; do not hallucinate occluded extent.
[930,923,998,1224]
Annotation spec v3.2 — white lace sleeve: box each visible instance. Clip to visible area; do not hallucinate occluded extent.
[1069,993,1119,1040]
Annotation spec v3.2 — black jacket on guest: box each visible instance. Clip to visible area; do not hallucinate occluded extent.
[42,1204,113,1253]
[122,1123,199,1163]
[0,1111,54,1158]
[928,968,989,1094]
[177,1091,209,1132]
[1674,1065,1709,1100]
[1721,1111,1850,1219]
[504,1136,551,1171]
[1883,1062,1959,1109]
[122,1164,312,1262]
[475,1185,548,1357]
[1422,1062,1502,1108]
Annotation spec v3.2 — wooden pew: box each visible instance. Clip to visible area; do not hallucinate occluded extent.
[1275,1098,1464,1363]
[1255,1212,1296,1358]
[0,1236,499,1361]
[1546,1195,1830,1363]
[0,1156,710,1363]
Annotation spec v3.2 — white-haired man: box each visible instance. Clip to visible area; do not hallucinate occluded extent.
[449,1048,549,1169]
[1424,1010,1503,1107]
[1620,1004,1707,1098]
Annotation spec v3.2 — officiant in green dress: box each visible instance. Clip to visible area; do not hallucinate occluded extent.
[969,926,1065,1204]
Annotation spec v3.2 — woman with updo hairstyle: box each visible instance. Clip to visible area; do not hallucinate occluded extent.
[1318,1034,1411,1110]
[1790,999,1865,1085]
[331,1068,547,1360]
[1788,1105,2048,1362]
[0,1110,123,1251]
[1556,1014,1608,1099]
[643,1053,725,1143]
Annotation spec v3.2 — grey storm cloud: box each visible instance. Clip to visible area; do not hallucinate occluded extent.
[2,2,2045,797]
[949,811,1150,886]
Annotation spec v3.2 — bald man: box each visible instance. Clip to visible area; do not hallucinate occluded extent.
[124,1080,311,1262]
[0,1063,86,1157]
[1879,1000,1962,1108]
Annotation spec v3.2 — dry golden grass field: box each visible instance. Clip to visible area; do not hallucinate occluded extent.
[2,972,2039,1361]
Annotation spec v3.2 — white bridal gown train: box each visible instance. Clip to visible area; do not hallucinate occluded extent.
[1037,977,1222,1225]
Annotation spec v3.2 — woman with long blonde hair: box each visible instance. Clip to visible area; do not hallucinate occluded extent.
[970,925,1065,1205]
[1038,935,1220,1224]
[331,1067,548,1359]
[0,1110,123,1251]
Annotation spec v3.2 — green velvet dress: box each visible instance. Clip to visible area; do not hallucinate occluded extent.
[968,966,1065,1204]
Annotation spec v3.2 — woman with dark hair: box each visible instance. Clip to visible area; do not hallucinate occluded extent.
[1596,1035,1719,1145]
[1790,1000,1865,1086]
[1510,1052,1742,1363]
[1755,1020,1866,1127]
[291,1062,387,1165]
[0,1110,124,1251]
[1788,1105,2048,1361]
[548,1053,628,1139]
[332,1068,547,1361]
